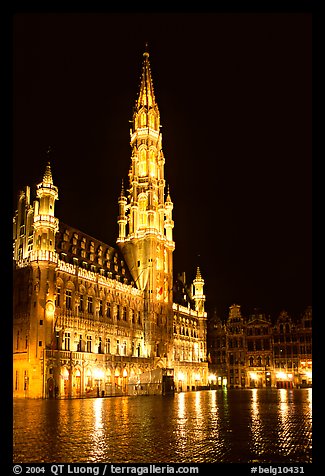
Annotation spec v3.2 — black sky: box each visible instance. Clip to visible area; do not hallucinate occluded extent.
[12,10,313,320]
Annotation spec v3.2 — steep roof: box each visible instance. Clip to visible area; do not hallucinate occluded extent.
[56,222,136,288]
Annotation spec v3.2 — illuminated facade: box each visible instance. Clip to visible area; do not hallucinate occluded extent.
[13,49,208,399]
[208,305,312,388]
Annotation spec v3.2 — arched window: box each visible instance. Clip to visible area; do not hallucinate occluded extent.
[139,148,147,176]
[139,193,147,227]
[140,112,147,127]
[149,149,156,177]
[149,112,155,129]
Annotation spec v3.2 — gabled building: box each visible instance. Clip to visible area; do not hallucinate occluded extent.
[13,48,208,399]
[207,304,312,388]
[246,309,273,388]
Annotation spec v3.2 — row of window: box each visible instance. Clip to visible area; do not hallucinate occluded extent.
[215,356,304,368]
[57,333,142,357]
[55,289,142,323]
[210,333,312,348]
[173,326,199,338]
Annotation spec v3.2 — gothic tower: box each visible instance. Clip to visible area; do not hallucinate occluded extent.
[13,161,59,397]
[117,47,175,361]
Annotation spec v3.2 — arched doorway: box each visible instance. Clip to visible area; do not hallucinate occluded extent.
[47,377,55,399]
[61,367,69,397]
[74,368,81,397]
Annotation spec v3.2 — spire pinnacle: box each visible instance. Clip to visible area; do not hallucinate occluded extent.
[137,45,155,108]
[144,42,149,57]
[120,179,125,197]
[42,146,54,184]
[166,184,172,202]
[43,161,53,185]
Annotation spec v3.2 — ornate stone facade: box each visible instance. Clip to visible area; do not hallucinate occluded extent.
[207,305,312,388]
[13,49,208,399]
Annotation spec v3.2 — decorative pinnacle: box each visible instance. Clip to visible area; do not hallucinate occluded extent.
[195,266,203,282]
[120,179,125,197]
[166,184,172,202]
[43,161,53,185]
[144,42,149,57]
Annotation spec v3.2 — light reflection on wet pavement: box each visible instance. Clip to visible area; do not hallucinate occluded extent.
[13,388,312,463]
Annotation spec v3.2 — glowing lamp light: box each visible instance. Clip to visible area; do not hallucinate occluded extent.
[250,372,258,380]
[93,368,104,379]
[306,371,312,379]
[276,372,287,379]
[178,372,184,381]
[208,374,217,382]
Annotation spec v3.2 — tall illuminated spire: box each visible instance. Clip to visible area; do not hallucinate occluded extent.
[117,47,175,307]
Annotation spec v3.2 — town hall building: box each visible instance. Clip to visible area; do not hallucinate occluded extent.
[13,48,209,398]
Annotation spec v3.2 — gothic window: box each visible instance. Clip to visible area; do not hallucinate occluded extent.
[64,332,70,351]
[98,337,102,354]
[149,149,156,177]
[105,338,111,354]
[139,194,147,226]
[87,296,93,314]
[149,112,155,129]
[77,335,83,352]
[79,295,84,313]
[139,148,147,176]
[55,287,61,307]
[65,290,72,310]
[140,112,146,127]
[86,335,92,353]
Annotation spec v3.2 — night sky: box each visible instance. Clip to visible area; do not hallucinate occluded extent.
[12,10,313,320]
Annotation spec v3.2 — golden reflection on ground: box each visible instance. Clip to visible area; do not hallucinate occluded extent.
[278,388,289,426]
[194,390,202,420]
[307,388,312,411]
[13,390,312,463]
[89,397,105,461]
[249,389,267,457]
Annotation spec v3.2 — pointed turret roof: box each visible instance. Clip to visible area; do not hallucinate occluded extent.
[136,44,156,108]
[195,266,203,281]
[120,178,125,197]
[43,161,54,185]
